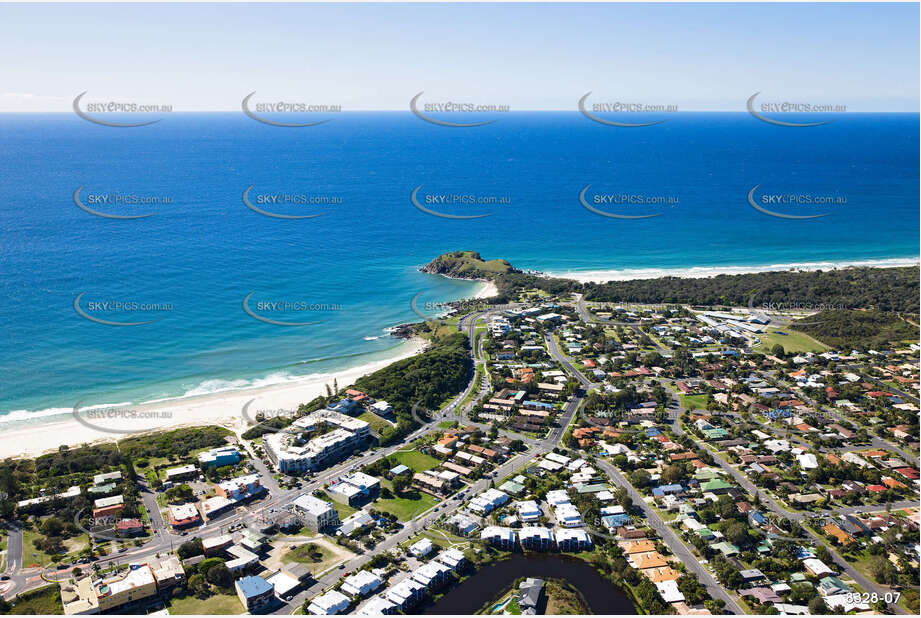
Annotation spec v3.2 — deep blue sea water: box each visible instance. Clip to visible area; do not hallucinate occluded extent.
[0,112,917,418]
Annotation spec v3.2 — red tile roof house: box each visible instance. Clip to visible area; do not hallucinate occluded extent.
[92,504,124,520]
[882,477,906,490]
[866,484,888,494]
[116,518,144,536]
[344,389,370,402]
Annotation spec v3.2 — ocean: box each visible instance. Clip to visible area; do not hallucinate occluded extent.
[0,111,917,419]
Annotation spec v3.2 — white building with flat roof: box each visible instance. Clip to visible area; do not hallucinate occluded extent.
[340,571,383,598]
[515,500,542,522]
[468,488,509,514]
[408,538,434,558]
[308,589,350,615]
[292,494,340,531]
[264,411,370,474]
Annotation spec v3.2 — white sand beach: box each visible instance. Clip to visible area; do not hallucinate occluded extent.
[474,280,498,298]
[545,257,919,283]
[0,337,427,460]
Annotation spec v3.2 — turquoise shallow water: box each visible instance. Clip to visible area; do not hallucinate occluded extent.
[0,111,917,417]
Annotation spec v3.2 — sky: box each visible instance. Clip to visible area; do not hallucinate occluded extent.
[1,2,918,112]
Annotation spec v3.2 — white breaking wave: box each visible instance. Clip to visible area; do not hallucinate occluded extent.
[547,256,919,283]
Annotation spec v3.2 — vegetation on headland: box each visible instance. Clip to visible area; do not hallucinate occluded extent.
[421,250,514,279]
[355,332,473,445]
[792,309,920,350]
[422,251,920,349]
[118,426,232,460]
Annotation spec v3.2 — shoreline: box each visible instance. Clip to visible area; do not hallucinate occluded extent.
[0,276,496,460]
[2,257,911,459]
[474,279,499,299]
[544,256,919,283]
[0,337,427,460]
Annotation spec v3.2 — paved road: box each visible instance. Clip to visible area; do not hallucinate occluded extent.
[768,374,918,466]
[4,526,21,575]
[3,304,515,605]
[542,329,745,612]
[661,375,914,614]
[274,346,588,615]
[544,332,593,389]
[836,365,920,404]
[595,460,745,614]
[277,448,538,614]
[693,428,909,614]
[575,295,670,355]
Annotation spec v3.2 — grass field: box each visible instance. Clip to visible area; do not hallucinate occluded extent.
[358,411,394,434]
[679,393,709,411]
[389,449,440,473]
[402,528,469,552]
[375,490,439,521]
[331,501,357,520]
[19,530,87,566]
[2,584,63,615]
[755,328,829,354]
[283,542,343,574]
[167,592,243,615]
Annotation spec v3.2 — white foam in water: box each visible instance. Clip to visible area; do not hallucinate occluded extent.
[548,256,919,283]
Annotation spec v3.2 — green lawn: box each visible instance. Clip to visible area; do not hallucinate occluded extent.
[283,542,342,574]
[1,585,63,615]
[358,411,395,434]
[167,592,243,615]
[389,449,440,473]
[374,491,439,521]
[679,393,709,411]
[20,530,87,566]
[402,528,468,551]
[331,501,357,520]
[755,329,829,354]
[460,364,484,407]
[840,547,889,587]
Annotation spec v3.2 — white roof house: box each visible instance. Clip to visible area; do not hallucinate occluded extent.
[356,594,397,615]
[408,538,434,558]
[370,401,393,414]
[340,571,384,598]
[384,579,425,607]
[468,488,509,514]
[515,500,542,522]
[554,528,592,548]
[480,526,515,546]
[545,489,571,507]
[266,571,301,598]
[434,548,466,571]
[308,589,351,615]
[554,503,583,527]
[410,561,452,587]
[803,558,835,577]
[655,580,685,604]
[518,526,553,544]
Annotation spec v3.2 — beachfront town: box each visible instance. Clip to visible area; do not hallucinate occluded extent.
[1,292,919,616]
